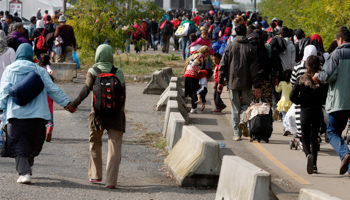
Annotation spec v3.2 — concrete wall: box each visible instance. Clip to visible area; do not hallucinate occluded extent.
[50,63,77,81]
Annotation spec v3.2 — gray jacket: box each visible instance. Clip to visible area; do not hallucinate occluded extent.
[218,35,260,90]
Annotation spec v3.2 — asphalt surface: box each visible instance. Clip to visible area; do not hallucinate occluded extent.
[0,81,215,200]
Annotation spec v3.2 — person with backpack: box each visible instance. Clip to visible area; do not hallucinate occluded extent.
[179,14,197,60]
[7,22,29,52]
[162,20,173,53]
[44,15,55,33]
[31,20,48,59]
[209,18,222,44]
[70,44,126,189]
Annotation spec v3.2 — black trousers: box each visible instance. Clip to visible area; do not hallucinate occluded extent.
[214,88,224,109]
[185,77,199,109]
[301,120,321,166]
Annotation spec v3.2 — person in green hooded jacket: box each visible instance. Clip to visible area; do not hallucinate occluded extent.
[70,44,126,189]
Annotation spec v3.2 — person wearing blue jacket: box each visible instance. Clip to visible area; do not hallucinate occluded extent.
[0,44,73,184]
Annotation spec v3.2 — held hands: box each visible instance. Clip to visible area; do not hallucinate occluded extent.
[65,103,77,113]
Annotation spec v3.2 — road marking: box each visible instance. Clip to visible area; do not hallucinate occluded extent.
[252,142,312,185]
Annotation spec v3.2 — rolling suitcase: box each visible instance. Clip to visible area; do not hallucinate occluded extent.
[246,103,273,143]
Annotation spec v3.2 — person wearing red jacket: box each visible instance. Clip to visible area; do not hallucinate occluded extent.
[172,15,181,51]
[193,11,201,26]
[212,53,226,112]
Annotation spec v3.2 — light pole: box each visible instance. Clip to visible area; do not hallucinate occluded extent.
[63,0,67,15]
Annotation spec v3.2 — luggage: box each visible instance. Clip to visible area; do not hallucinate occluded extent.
[245,103,273,143]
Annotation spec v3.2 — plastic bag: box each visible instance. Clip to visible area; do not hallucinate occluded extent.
[52,44,62,55]
[283,104,297,134]
[175,23,190,37]
[72,51,80,69]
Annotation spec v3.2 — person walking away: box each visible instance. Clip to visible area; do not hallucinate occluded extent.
[0,30,16,83]
[54,16,77,63]
[212,53,226,113]
[172,15,181,51]
[218,24,261,141]
[290,55,328,174]
[7,22,29,51]
[36,9,42,20]
[27,16,37,39]
[5,15,16,35]
[12,11,21,22]
[69,44,126,189]
[209,18,222,44]
[290,45,318,145]
[31,20,48,59]
[275,69,293,133]
[278,26,296,72]
[42,10,49,24]
[37,54,55,142]
[294,29,310,63]
[162,20,173,53]
[312,29,350,175]
[310,34,329,64]
[0,43,73,184]
[193,11,201,26]
[149,18,159,51]
[44,15,55,33]
[180,14,197,60]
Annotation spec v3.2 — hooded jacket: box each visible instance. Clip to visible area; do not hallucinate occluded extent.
[218,35,260,90]
[317,43,350,113]
[0,44,70,122]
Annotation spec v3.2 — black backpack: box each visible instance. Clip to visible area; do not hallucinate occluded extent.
[187,24,195,37]
[93,67,124,114]
[163,21,173,35]
[7,35,20,51]
[248,32,271,77]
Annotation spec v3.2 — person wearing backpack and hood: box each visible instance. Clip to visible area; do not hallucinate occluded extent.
[70,44,126,189]
[209,18,222,44]
[31,20,48,59]
[180,14,197,60]
[0,43,72,184]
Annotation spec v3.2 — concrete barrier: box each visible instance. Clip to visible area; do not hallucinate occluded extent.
[143,70,169,95]
[170,77,185,98]
[161,67,175,84]
[215,156,277,200]
[165,126,221,187]
[165,112,185,151]
[298,189,341,200]
[50,63,77,81]
[163,100,180,137]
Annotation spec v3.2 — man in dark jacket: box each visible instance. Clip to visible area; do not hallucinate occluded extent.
[149,18,158,51]
[218,24,261,141]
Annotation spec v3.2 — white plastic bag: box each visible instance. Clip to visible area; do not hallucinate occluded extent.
[283,104,297,134]
[175,23,190,37]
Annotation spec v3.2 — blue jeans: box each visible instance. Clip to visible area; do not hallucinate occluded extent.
[181,36,190,60]
[121,39,130,53]
[327,110,350,173]
[151,33,158,49]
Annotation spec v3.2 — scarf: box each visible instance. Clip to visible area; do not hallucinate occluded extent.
[16,43,34,62]
[0,30,9,56]
[302,45,317,61]
[36,20,45,29]
[310,34,325,53]
[89,44,114,76]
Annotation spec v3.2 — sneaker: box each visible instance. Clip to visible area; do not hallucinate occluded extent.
[283,130,290,136]
[45,123,53,142]
[190,108,197,114]
[239,122,249,137]
[340,153,350,175]
[306,154,314,174]
[106,185,116,189]
[220,104,227,111]
[234,137,242,141]
[89,179,102,183]
[313,165,318,174]
[17,174,31,184]
[212,108,221,113]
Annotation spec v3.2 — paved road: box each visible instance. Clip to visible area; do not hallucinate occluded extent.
[0,81,215,200]
[190,80,350,200]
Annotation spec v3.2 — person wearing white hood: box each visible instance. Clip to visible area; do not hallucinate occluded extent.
[31,20,48,59]
[289,45,317,139]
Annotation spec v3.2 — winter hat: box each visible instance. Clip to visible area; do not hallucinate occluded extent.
[58,15,66,22]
